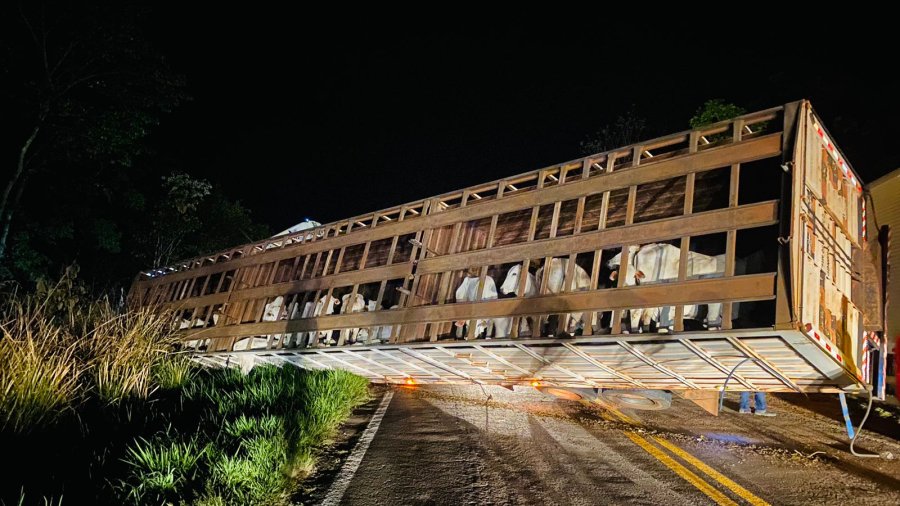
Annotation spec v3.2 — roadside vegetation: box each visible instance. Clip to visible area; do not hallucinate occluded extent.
[0,272,369,505]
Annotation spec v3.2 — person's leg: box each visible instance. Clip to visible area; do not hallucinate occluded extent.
[754,392,775,416]
[739,391,751,413]
[755,392,767,411]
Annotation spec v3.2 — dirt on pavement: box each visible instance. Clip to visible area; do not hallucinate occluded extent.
[298,385,900,505]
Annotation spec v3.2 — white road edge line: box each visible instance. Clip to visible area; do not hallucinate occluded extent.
[320,390,395,506]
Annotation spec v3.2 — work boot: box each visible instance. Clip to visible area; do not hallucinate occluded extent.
[739,408,752,414]
[754,410,776,417]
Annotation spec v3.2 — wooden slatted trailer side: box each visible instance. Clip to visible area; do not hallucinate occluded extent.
[130,100,885,414]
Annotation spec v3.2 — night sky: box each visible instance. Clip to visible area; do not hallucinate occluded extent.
[144,11,899,233]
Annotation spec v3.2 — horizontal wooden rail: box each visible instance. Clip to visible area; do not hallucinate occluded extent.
[165,263,412,310]
[179,273,776,341]
[167,201,778,312]
[140,134,781,287]
[417,200,778,273]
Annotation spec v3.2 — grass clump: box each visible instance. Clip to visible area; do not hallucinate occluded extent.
[0,318,83,433]
[0,271,371,505]
[195,366,370,505]
[0,271,181,434]
[153,353,195,390]
[87,305,180,404]
[119,435,207,504]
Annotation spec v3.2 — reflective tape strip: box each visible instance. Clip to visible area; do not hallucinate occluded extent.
[813,120,862,193]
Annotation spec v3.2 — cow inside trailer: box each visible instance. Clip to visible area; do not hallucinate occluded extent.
[131,100,887,413]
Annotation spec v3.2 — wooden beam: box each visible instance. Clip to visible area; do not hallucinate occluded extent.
[164,263,411,311]
[722,163,741,329]
[588,156,615,332]
[178,273,775,341]
[137,134,782,287]
[416,201,777,275]
[678,390,721,416]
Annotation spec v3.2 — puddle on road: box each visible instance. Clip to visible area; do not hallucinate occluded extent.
[699,432,760,445]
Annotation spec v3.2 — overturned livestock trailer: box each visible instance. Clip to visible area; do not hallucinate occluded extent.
[130,100,887,414]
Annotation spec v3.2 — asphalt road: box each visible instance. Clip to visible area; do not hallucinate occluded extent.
[299,386,900,505]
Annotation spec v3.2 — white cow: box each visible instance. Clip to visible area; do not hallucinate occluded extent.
[363,302,401,344]
[180,312,219,350]
[313,295,341,344]
[608,245,662,332]
[285,300,317,348]
[309,293,367,345]
[455,271,507,338]
[535,258,592,334]
[499,264,537,297]
[498,264,538,335]
[339,293,366,344]
[608,244,725,332]
[179,318,204,329]
[232,296,285,372]
[283,300,315,348]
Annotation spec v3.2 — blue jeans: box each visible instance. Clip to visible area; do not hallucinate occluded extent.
[739,391,767,412]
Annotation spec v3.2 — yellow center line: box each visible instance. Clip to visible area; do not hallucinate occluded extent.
[652,436,771,506]
[622,431,738,506]
[605,406,771,506]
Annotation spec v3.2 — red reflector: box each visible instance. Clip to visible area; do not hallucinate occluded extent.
[825,343,832,352]
[837,354,842,362]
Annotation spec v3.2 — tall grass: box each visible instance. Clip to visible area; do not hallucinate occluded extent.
[1,272,371,505]
[0,286,85,433]
[153,353,195,390]
[87,304,180,403]
[0,272,180,433]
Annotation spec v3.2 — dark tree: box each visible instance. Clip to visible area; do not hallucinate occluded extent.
[0,1,188,282]
[580,107,648,155]
[689,99,747,128]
